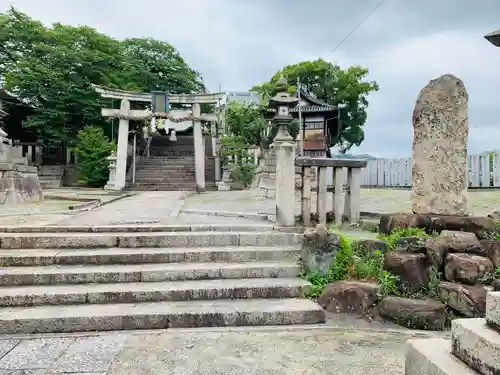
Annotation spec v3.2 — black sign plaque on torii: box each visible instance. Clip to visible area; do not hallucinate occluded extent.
[151,91,170,113]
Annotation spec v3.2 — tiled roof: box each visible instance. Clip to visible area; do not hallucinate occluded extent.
[485,29,500,47]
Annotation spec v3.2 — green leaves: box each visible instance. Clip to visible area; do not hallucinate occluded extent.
[0,8,205,143]
[73,126,115,187]
[251,58,379,151]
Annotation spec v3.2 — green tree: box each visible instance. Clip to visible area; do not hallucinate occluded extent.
[0,8,206,143]
[225,102,266,146]
[251,59,379,152]
[73,126,115,187]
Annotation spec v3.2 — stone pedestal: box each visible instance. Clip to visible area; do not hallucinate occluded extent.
[104,153,118,190]
[252,150,277,198]
[411,74,469,215]
[216,166,232,191]
[0,131,43,205]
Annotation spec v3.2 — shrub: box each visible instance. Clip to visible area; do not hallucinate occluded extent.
[378,227,432,249]
[73,126,115,187]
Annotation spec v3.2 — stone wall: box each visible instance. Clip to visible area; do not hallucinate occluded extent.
[0,136,43,205]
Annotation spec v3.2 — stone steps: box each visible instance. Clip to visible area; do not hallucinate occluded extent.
[451,318,500,375]
[0,231,301,249]
[0,228,322,333]
[0,298,324,334]
[0,278,310,307]
[405,338,478,375]
[404,291,500,375]
[0,261,300,285]
[0,246,301,266]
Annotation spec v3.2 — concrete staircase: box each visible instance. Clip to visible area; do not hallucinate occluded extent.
[38,165,65,188]
[0,224,324,334]
[405,291,500,375]
[133,156,216,191]
[131,135,217,191]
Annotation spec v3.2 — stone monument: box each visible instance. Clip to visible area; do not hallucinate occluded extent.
[411,74,468,216]
[0,128,43,205]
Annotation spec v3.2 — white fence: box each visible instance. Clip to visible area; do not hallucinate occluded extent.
[341,152,500,188]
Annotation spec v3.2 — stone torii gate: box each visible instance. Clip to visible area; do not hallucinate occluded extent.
[92,85,223,192]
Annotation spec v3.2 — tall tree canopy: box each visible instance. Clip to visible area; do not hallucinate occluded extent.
[0,7,204,142]
[251,59,379,152]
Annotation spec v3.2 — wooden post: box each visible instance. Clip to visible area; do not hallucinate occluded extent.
[301,166,312,226]
[317,166,328,225]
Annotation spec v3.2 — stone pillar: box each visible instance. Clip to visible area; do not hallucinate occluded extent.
[104,152,117,190]
[213,138,221,181]
[114,99,130,190]
[275,126,296,226]
[411,74,468,215]
[192,103,206,192]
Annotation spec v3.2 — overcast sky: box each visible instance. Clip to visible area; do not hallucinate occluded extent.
[2,0,500,158]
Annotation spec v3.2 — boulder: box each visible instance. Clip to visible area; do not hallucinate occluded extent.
[318,280,381,313]
[379,214,420,234]
[438,281,487,317]
[384,252,428,291]
[424,237,449,269]
[379,213,495,239]
[493,279,500,292]
[354,239,389,254]
[437,230,483,254]
[394,236,427,253]
[301,225,341,274]
[479,239,500,267]
[444,253,494,285]
[377,296,446,330]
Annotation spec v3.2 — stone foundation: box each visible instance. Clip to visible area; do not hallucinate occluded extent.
[0,134,43,205]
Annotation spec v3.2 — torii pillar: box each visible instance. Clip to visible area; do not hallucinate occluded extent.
[192,103,205,192]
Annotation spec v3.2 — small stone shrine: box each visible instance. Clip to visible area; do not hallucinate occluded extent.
[0,128,43,205]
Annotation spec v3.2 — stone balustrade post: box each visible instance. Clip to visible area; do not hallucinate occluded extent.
[296,158,367,226]
[275,125,296,227]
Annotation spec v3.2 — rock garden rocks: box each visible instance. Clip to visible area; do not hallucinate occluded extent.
[394,236,427,253]
[379,213,495,239]
[301,224,341,274]
[377,296,446,330]
[438,281,487,317]
[318,280,380,313]
[479,239,500,267]
[384,252,428,291]
[444,253,494,285]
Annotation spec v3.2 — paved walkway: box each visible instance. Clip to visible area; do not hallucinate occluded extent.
[183,189,500,217]
[0,325,444,374]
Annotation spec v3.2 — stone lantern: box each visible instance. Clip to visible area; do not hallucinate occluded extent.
[485,29,500,47]
[269,76,298,227]
[104,151,118,190]
[269,75,299,144]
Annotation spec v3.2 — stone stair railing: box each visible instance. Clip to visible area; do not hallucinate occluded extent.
[295,158,367,227]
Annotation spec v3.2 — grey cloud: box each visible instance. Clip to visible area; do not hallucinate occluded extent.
[2,0,500,157]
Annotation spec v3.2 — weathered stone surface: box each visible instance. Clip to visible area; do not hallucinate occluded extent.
[438,230,483,253]
[301,225,341,274]
[394,236,427,253]
[0,137,43,205]
[377,296,446,330]
[379,213,494,239]
[424,237,449,268]
[444,253,494,285]
[354,239,389,254]
[384,252,428,291]
[479,239,500,267]
[411,74,468,216]
[317,280,380,313]
[438,281,487,317]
